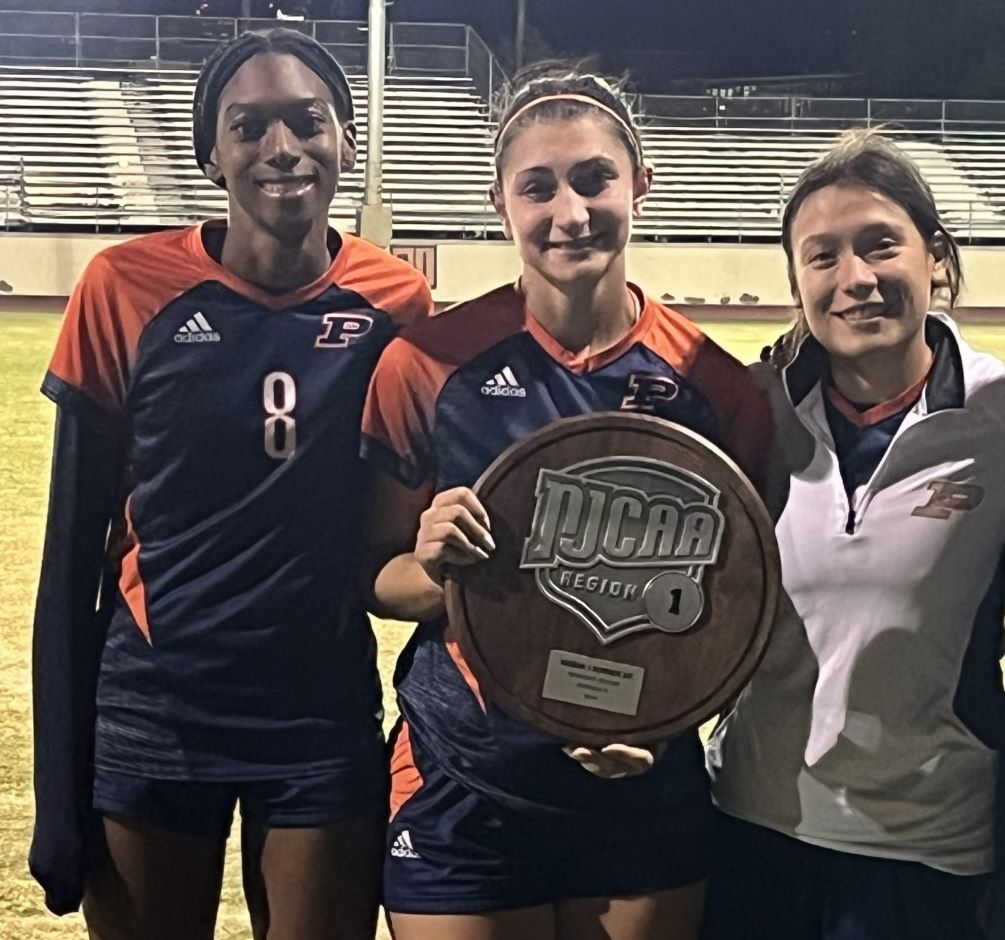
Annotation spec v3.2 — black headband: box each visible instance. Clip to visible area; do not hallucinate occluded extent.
[193,28,354,181]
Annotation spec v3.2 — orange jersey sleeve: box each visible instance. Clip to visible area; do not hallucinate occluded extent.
[332,234,433,330]
[44,229,210,426]
[361,335,452,488]
[641,300,774,493]
[687,337,775,493]
[361,285,525,488]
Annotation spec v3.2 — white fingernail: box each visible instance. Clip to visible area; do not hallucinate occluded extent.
[482,534,496,552]
[473,546,490,560]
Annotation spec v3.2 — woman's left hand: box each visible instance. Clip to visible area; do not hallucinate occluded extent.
[562,741,666,779]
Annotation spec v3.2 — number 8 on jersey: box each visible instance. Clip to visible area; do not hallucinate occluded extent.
[263,371,297,460]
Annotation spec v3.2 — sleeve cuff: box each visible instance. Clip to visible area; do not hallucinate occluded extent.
[41,373,120,437]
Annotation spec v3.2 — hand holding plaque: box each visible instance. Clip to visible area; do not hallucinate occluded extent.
[445,413,780,748]
[415,486,496,583]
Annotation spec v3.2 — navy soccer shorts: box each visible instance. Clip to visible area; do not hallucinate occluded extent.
[93,767,387,838]
[383,721,713,914]
[701,812,992,940]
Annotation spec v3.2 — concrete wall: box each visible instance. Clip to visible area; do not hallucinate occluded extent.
[1,232,1002,313]
[0,233,127,298]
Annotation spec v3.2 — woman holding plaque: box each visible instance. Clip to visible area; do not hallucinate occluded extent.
[361,66,775,940]
[704,131,1005,940]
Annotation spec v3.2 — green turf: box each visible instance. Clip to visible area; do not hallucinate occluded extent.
[3,311,1004,937]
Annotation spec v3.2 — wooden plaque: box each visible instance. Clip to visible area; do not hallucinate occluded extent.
[445,412,780,746]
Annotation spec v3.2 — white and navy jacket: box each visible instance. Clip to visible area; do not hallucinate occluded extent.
[709,313,1005,876]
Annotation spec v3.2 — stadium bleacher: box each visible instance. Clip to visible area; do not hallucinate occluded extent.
[0,66,496,233]
[641,128,1004,238]
[2,59,1005,239]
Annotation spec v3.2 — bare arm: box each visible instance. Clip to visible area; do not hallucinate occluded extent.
[362,471,494,622]
[362,470,657,779]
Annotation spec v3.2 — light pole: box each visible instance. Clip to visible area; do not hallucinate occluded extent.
[356,0,392,246]
[515,0,526,70]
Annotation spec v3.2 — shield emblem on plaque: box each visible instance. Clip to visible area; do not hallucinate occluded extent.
[445,412,780,746]
[520,458,724,644]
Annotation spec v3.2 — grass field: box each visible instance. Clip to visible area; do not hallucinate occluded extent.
[3,311,1004,938]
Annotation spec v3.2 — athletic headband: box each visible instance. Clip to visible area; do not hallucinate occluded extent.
[495,92,643,161]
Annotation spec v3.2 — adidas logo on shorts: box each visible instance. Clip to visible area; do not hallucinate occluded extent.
[481,365,526,397]
[175,311,221,343]
[390,829,421,859]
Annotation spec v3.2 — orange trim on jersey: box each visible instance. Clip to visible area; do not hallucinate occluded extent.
[185,224,431,322]
[362,284,714,488]
[443,624,487,711]
[47,228,212,415]
[184,223,337,310]
[49,223,430,419]
[633,294,707,376]
[524,285,706,375]
[685,335,774,492]
[444,635,486,707]
[117,498,151,645]
[362,285,526,484]
[331,232,432,325]
[825,370,929,428]
[361,337,457,485]
[389,720,425,821]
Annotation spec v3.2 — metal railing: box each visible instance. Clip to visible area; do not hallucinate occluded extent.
[1,11,1004,240]
[465,26,505,111]
[0,10,505,85]
[639,93,1005,134]
[1,157,24,229]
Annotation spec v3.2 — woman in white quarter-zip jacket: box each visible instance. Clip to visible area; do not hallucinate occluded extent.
[703,131,1005,940]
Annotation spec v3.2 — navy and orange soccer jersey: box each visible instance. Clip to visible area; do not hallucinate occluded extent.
[361,283,773,817]
[42,222,431,782]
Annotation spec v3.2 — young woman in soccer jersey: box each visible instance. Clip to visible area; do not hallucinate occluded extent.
[703,132,1005,940]
[30,29,430,940]
[361,68,774,940]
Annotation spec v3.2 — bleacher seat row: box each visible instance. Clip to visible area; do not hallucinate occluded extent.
[1,65,1004,239]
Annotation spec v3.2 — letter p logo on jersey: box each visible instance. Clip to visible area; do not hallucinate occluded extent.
[315,312,374,349]
[911,480,984,519]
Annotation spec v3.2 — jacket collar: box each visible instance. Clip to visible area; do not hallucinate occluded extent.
[782,312,966,414]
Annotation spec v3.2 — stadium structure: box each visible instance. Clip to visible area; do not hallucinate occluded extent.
[1,9,1004,311]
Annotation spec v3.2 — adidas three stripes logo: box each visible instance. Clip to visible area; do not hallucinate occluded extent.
[174,311,221,343]
[481,365,527,397]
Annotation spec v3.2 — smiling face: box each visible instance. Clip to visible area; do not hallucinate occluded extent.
[788,183,946,364]
[492,113,647,292]
[206,51,356,241]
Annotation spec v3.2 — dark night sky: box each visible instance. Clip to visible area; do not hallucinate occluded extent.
[13,0,1005,98]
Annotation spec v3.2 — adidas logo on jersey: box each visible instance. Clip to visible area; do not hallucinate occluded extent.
[174,312,220,343]
[481,365,526,397]
[390,829,421,859]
